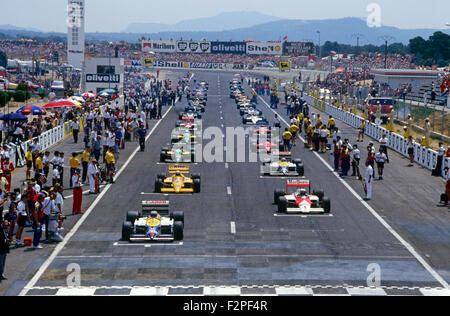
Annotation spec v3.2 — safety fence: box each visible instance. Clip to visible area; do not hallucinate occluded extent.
[305,95,449,178]
[8,115,86,168]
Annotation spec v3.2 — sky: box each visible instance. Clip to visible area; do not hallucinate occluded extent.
[0,0,449,32]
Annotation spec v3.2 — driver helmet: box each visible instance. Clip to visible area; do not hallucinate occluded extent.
[150,211,158,218]
[175,172,181,177]
[281,158,287,163]
[297,189,307,197]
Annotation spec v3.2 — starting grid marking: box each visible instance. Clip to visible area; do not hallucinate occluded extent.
[25,285,450,296]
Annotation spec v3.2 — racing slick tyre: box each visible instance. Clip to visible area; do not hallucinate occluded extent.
[154,179,163,193]
[295,162,305,176]
[278,197,288,213]
[179,115,183,120]
[322,197,331,214]
[274,190,285,204]
[313,190,324,201]
[441,194,448,205]
[126,211,140,224]
[157,174,166,180]
[240,110,245,116]
[173,221,184,241]
[122,222,133,242]
[192,174,201,180]
[160,152,167,163]
[197,114,202,119]
[191,152,196,163]
[171,211,185,225]
[193,179,201,193]
[201,108,205,113]
[175,122,181,128]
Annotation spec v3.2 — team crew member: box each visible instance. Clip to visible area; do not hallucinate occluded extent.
[43,152,50,178]
[273,114,281,129]
[379,134,389,163]
[406,136,415,166]
[34,153,44,183]
[364,161,373,201]
[32,194,45,249]
[72,169,83,215]
[88,159,99,194]
[313,124,321,152]
[375,149,387,180]
[1,157,14,193]
[358,120,366,142]
[328,116,336,133]
[289,123,299,147]
[15,194,28,247]
[366,145,376,175]
[333,137,342,171]
[137,124,147,152]
[305,121,313,149]
[81,147,90,183]
[432,143,445,177]
[0,221,10,280]
[297,112,304,133]
[340,144,351,178]
[319,125,329,153]
[445,167,450,207]
[69,153,81,189]
[282,128,293,152]
[351,144,361,179]
[25,147,33,181]
[105,148,116,183]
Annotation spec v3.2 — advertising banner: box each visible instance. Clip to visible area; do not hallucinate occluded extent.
[86,74,121,83]
[246,42,283,56]
[176,41,211,53]
[279,61,291,71]
[210,42,246,55]
[142,57,155,67]
[189,62,226,69]
[142,40,177,53]
[283,42,315,56]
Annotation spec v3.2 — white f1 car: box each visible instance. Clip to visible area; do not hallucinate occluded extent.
[261,153,304,176]
[274,180,330,214]
[243,115,268,125]
[122,201,184,242]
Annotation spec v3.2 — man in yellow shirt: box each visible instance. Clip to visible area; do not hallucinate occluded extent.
[328,116,336,133]
[69,152,81,189]
[297,112,304,133]
[282,128,293,152]
[289,124,299,147]
[358,121,366,142]
[105,148,116,183]
[306,122,314,149]
[25,147,33,181]
[34,152,44,182]
[81,146,90,183]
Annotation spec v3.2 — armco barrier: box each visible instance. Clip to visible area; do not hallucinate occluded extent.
[306,95,448,178]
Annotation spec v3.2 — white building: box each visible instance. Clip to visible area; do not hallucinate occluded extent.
[84,57,124,94]
[67,0,85,69]
[370,69,439,91]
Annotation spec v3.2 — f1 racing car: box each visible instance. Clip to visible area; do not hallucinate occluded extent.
[155,165,201,194]
[122,201,184,242]
[261,153,304,176]
[160,147,195,163]
[243,114,268,125]
[273,179,330,214]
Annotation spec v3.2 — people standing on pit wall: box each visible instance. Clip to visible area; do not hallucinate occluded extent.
[432,143,445,177]
[406,136,415,167]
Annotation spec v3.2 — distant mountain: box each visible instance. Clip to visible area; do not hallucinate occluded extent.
[121,18,446,45]
[123,11,281,33]
[0,24,42,33]
[0,18,448,46]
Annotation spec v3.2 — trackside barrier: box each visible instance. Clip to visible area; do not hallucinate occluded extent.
[9,125,65,168]
[306,95,449,178]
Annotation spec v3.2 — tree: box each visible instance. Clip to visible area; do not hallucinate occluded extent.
[0,50,7,68]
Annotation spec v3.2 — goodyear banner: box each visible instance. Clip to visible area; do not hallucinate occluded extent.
[246,42,283,56]
[189,63,226,69]
[142,57,155,67]
[283,42,315,56]
[176,41,211,53]
[279,61,291,70]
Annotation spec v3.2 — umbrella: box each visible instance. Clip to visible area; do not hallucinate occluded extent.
[83,92,97,99]
[16,105,46,116]
[0,113,28,121]
[335,67,346,73]
[98,89,116,95]
[70,96,85,103]
[43,100,80,109]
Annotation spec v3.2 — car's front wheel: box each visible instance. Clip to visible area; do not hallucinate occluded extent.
[122,221,133,241]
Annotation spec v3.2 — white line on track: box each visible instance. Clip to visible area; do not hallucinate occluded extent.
[19,106,175,296]
[230,221,236,234]
[258,95,450,290]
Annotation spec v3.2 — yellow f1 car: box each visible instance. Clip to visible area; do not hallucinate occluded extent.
[154,165,201,194]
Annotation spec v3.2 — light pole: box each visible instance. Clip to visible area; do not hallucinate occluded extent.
[317,31,321,59]
[108,42,113,90]
[378,36,395,69]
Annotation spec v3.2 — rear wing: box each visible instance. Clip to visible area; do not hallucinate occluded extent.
[142,200,170,216]
[169,165,191,174]
[286,179,310,188]
[273,151,292,160]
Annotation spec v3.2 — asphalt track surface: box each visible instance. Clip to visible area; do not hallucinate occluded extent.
[16,70,450,296]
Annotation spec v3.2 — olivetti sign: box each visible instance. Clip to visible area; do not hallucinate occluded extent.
[86,74,120,83]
